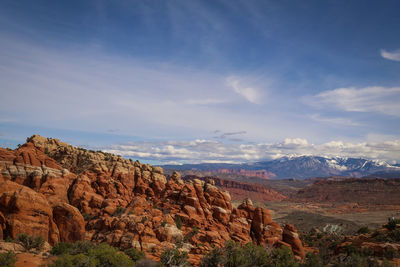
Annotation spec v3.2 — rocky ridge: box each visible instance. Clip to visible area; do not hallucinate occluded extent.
[294,178,400,205]
[182,175,287,202]
[0,135,304,264]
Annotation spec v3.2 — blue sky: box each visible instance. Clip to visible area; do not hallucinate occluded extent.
[0,0,399,164]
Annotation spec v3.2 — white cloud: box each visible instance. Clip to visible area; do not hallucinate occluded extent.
[102,138,400,164]
[226,77,261,104]
[381,49,400,62]
[308,86,400,117]
[283,138,308,146]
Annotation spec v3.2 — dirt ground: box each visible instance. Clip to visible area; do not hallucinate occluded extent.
[261,201,400,234]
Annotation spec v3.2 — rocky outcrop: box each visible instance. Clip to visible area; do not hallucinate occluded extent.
[0,135,305,264]
[0,211,5,240]
[282,224,305,258]
[0,180,59,244]
[52,203,85,243]
[183,175,287,202]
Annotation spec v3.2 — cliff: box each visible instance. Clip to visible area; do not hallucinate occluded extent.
[0,135,304,264]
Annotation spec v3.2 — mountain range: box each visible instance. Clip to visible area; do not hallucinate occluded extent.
[162,156,400,180]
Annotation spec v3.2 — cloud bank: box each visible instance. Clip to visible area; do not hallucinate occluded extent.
[103,138,400,164]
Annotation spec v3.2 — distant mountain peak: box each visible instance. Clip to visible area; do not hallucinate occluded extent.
[163,155,400,180]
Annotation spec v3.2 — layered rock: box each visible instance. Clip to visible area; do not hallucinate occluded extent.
[183,175,287,202]
[294,178,400,205]
[0,135,305,264]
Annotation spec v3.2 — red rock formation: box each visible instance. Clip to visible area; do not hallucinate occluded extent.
[0,180,59,244]
[282,224,305,258]
[52,203,85,243]
[183,175,287,202]
[294,178,400,205]
[0,135,305,264]
[0,212,5,240]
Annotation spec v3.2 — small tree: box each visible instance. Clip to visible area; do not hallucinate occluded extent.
[199,247,223,267]
[124,247,145,262]
[175,216,182,229]
[16,233,45,251]
[159,248,189,267]
[0,252,16,267]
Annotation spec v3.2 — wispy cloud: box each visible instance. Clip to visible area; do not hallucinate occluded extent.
[226,77,261,104]
[381,49,400,62]
[214,131,247,139]
[0,34,275,140]
[102,138,400,164]
[310,114,361,126]
[307,86,400,117]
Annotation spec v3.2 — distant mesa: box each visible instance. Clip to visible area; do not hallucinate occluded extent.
[216,168,275,179]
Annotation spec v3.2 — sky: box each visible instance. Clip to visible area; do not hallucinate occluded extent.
[0,0,399,164]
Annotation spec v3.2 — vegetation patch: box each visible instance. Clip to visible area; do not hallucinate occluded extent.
[0,252,16,267]
[16,233,45,251]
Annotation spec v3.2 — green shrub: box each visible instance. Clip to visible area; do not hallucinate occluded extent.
[200,241,300,267]
[161,220,167,227]
[0,252,17,267]
[4,236,13,243]
[82,213,94,221]
[239,242,270,267]
[385,218,400,231]
[357,226,371,234]
[50,242,74,255]
[199,247,223,267]
[135,258,158,267]
[223,240,251,267]
[49,243,134,267]
[113,207,126,217]
[389,229,400,242]
[270,246,299,267]
[301,253,323,267]
[49,253,98,267]
[141,216,148,223]
[175,216,182,229]
[383,247,398,259]
[342,245,359,256]
[159,248,189,267]
[16,233,45,251]
[89,243,134,266]
[124,247,145,262]
[191,226,199,235]
[50,241,95,256]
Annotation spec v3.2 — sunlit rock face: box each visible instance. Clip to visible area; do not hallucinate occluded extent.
[0,135,304,264]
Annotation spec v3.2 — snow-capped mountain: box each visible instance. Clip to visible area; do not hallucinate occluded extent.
[250,156,400,179]
[163,156,400,180]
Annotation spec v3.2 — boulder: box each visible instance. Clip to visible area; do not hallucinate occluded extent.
[52,203,85,242]
[0,180,59,244]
